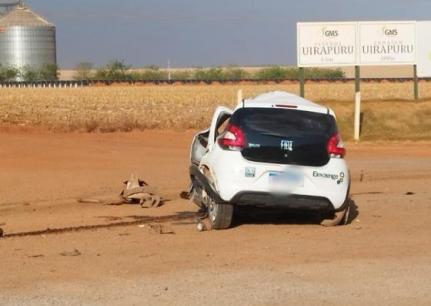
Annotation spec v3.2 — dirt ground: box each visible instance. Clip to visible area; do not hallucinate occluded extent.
[0,130,430,305]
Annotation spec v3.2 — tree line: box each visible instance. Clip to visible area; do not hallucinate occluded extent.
[75,60,345,81]
[0,60,345,82]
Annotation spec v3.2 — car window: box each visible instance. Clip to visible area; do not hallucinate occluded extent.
[232,108,336,137]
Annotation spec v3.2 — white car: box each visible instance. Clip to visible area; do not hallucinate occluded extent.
[188,91,351,229]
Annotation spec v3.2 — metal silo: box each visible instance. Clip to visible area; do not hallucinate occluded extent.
[0,2,56,74]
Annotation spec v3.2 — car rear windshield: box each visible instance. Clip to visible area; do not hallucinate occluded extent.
[229,107,337,166]
[232,108,336,138]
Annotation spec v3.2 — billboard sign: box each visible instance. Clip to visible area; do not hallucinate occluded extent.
[297,22,357,67]
[417,21,431,77]
[358,22,416,65]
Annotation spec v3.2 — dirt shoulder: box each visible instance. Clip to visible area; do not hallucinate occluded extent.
[0,131,430,305]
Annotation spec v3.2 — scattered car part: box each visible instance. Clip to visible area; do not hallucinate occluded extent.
[78,174,162,208]
[121,173,162,208]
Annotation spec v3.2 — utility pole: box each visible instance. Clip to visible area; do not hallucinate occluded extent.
[167,59,171,81]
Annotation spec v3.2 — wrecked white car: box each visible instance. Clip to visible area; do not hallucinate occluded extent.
[188,91,351,229]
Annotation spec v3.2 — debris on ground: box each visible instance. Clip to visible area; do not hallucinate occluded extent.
[60,249,82,257]
[405,192,415,196]
[121,173,162,208]
[27,254,44,258]
[138,223,175,235]
[78,173,163,208]
[0,228,3,238]
[360,170,365,182]
[196,217,212,232]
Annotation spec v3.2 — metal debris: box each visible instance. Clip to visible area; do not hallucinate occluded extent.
[78,173,163,208]
[60,249,82,257]
[139,223,175,235]
[121,173,162,208]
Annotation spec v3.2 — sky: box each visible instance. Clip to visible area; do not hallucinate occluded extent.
[22,0,430,68]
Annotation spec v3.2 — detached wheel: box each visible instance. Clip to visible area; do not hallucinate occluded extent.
[320,199,351,227]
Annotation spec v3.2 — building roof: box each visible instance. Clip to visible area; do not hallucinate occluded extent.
[0,5,53,27]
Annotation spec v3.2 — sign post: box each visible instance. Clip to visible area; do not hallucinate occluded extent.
[299,67,305,98]
[414,64,419,100]
[417,21,431,84]
[354,66,361,142]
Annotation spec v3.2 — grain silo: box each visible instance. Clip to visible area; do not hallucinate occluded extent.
[0,1,18,16]
[0,1,56,74]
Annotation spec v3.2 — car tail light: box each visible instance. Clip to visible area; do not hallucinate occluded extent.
[327,133,346,158]
[218,124,245,150]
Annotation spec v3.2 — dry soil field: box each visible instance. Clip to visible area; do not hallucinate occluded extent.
[0,84,430,305]
[0,130,430,305]
[1,83,431,140]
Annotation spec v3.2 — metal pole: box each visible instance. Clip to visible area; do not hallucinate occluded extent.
[167,59,171,81]
[237,89,243,104]
[414,64,419,100]
[299,67,305,98]
[354,66,361,142]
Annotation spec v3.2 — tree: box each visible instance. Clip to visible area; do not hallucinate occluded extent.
[0,66,19,82]
[20,66,39,82]
[74,62,94,80]
[96,59,132,80]
[39,64,58,81]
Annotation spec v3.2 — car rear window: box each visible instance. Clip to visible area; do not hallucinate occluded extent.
[229,107,338,166]
[231,108,336,137]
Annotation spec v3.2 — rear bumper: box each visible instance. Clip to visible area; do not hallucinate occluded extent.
[202,145,350,210]
[231,192,333,211]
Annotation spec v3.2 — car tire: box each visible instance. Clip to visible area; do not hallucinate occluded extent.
[202,167,234,230]
[320,198,351,227]
[207,199,234,230]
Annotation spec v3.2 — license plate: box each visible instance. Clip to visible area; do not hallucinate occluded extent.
[269,171,304,191]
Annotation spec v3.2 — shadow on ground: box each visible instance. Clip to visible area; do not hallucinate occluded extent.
[232,199,359,227]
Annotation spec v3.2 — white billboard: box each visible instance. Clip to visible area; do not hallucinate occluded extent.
[358,22,416,65]
[297,22,357,67]
[417,21,431,77]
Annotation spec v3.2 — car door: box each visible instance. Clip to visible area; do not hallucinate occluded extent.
[207,106,233,152]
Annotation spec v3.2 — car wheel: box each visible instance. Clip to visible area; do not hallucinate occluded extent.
[207,197,234,230]
[320,199,351,227]
[203,167,234,230]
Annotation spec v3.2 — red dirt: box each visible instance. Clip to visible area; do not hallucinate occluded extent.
[0,130,430,305]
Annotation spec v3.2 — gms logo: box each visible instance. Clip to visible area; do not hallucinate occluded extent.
[382,26,398,37]
[322,27,338,38]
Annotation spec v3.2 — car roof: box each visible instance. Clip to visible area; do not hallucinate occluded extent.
[235,91,334,116]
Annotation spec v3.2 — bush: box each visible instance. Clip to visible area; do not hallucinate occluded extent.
[0,64,58,82]
[255,66,289,80]
[193,68,225,81]
[38,64,59,81]
[95,59,132,80]
[0,66,19,82]
[171,70,193,81]
[138,69,167,81]
[74,62,94,80]
[224,67,249,80]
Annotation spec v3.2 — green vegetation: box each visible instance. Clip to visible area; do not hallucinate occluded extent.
[0,64,58,82]
[74,62,94,80]
[0,60,345,82]
[88,60,345,81]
